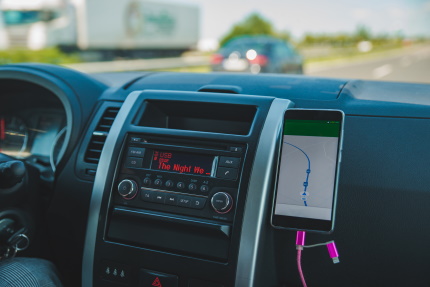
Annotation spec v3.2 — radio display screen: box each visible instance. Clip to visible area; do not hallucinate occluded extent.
[150,150,215,176]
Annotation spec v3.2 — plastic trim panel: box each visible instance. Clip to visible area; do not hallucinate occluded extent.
[235,98,294,286]
[82,91,141,287]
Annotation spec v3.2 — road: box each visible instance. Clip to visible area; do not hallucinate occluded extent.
[64,45,430,84]
[306,45,430,84]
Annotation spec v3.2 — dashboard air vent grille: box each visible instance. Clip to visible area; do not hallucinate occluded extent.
[84,107,120,164]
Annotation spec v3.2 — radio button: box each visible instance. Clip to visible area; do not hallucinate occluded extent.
[219,156,240,168]
[188,183,197,191]
[153,192,166,204]
[178,196,192,208]
[143,178,152,186]
[141,189,154,202]
[177,182,185,190]
[128,147,145,157]
[154,179,163,187]
[190,197,206,209]
[216,167,238,180]
[229,146,242,153]
[165,194,178,206]
[125,157,143,168]
[130,137,141,143]
[200,185,209,193]
[165,180,174,188]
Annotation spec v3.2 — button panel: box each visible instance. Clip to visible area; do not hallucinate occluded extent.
[116,134,245,222]
[140,189,206,210]
[138,176,212,197]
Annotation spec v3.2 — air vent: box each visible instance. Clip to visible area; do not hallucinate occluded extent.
[84,107,120,164]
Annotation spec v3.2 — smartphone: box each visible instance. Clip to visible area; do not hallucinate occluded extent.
[271,109,344,233]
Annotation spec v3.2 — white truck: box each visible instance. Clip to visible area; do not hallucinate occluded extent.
[0,0,199,58]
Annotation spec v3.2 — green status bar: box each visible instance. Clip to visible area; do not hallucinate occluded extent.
[284,120,340,137]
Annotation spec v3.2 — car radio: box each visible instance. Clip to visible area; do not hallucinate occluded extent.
[111,134,246,222]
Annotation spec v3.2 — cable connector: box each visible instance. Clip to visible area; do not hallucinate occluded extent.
[326,241,340,264]
[296,231,306,250]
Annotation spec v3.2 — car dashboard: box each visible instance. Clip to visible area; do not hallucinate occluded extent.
[0,63,429,287]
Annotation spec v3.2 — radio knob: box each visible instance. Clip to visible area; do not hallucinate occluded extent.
[211,192,233,214]
[118,179,138,200]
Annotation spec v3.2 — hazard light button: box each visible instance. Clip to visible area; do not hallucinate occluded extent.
[140,269,178,287]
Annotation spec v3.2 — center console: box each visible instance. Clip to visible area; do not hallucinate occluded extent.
[82,90,293,287]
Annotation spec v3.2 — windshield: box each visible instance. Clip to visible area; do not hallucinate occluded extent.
[220,39,270,55]
[0,0,428,84]
[3,10,44,26]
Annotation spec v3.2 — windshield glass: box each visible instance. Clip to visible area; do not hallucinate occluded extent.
[3,10,43,26]
[220,38,270,55]
[0,0,428,84]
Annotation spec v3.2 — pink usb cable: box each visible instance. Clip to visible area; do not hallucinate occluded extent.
[295,231,308,287]
[295,231,340,287]
[326,241,340,264]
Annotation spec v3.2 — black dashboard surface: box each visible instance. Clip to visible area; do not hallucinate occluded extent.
[0,64,429,287]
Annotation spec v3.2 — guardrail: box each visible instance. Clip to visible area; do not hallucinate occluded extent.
[63,56,210,73]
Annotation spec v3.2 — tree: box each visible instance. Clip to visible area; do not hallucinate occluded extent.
[354,25,372,41]
[219,13,276,47]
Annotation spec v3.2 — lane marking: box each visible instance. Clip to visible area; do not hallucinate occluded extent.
[372,64,393,79]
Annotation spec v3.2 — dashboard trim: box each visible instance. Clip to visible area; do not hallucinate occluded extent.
[235,98,294,286]
[82,91,141,287]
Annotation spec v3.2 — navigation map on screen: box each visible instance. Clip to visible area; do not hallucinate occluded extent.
[274,119,340,220]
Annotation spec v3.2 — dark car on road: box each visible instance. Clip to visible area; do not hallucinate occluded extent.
[211,36,303,74]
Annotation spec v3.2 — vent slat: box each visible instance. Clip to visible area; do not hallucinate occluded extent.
[85,158,100,164]
[91,140,106,145]
[84,107,120,164]
[98,124,113,129]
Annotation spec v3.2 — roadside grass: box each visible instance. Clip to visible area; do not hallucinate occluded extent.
[303,45,411,65]
[0,48,81,65]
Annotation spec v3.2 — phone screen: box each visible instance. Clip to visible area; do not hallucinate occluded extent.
[272,109,343,232]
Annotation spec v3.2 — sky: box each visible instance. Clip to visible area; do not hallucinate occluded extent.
[169,0,430,42]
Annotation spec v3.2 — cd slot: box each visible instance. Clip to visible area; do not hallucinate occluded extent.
[107,207,231,261]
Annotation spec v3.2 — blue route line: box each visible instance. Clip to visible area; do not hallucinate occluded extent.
[284,142,311,207]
